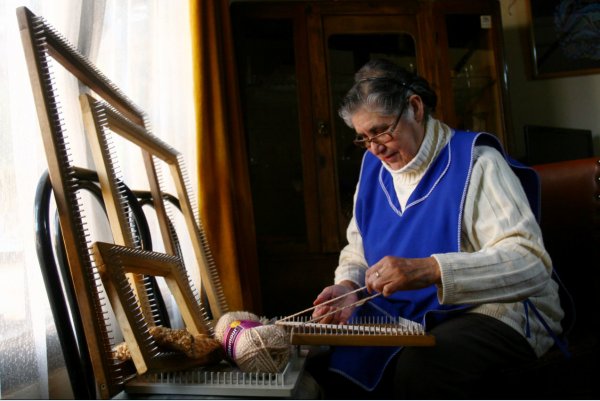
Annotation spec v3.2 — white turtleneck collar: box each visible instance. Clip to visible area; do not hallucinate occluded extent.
[380,117,453,210]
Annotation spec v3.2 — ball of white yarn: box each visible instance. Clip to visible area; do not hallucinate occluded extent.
[215,311,290,373]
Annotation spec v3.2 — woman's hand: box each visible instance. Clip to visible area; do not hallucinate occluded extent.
[311,281,360,324]
[365,256,441,297]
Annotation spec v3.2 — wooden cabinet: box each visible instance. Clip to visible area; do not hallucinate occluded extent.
[230,0,510,317]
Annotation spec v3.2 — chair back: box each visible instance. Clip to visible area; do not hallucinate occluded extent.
[532,157,600,339]
[34,167,173,398]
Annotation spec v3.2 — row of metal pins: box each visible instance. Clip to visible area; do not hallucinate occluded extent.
[145,277,165,326]
[151,155,223,329]
[146,127,227,318]
[31,13,138,385]
[170,254,216,334]
[143,369,285,386]
[176,154,229,313]
[93,100,139,250]
[279,315,425,335]
[113,252,161,358]
[42,15,144,119]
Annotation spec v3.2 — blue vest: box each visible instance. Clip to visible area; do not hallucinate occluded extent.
[329,130,539,390]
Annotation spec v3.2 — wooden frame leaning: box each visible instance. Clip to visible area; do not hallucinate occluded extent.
[17,6,148,397]
[91,242,214,374]
[17,5,226,398]
[80,93,228,323]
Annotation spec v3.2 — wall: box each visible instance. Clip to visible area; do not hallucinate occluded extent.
[499,0,600,159]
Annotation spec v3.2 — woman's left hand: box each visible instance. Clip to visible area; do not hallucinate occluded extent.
[365,256,441,297]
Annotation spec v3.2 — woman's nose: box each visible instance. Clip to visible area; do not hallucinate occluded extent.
[369,141,385,154]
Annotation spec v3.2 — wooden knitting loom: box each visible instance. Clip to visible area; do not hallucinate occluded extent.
[275,286,436,347]
[18,6,227,398]
[79,92,228,321]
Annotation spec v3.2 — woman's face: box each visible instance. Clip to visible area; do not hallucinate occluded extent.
[350,96,425,170]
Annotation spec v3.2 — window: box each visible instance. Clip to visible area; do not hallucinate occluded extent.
[0,1,196,397]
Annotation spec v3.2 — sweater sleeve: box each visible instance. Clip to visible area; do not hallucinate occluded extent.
[333,181,369,288]
[432,145,553,304]
[334,215,369,288]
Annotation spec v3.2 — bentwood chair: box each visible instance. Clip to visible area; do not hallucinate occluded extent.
[34,167,178,398]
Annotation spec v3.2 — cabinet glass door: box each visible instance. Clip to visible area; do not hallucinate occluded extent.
[321,15,419,239]
[445,13,505,140]
[328,33,417,229]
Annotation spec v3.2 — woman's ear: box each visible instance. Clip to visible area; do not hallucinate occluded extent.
[409,94,425,123]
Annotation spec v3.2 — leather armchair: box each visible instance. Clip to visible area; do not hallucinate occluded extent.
[497,157,599,399]
[533,157,600,340]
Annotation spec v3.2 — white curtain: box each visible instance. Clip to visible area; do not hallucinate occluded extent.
[0,0,196,398]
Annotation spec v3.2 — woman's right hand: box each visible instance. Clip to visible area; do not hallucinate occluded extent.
[311,281,360,324]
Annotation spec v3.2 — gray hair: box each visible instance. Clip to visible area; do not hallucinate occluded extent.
[338,58,437,127]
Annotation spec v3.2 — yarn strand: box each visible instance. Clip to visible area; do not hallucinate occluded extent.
[276,286,380,324]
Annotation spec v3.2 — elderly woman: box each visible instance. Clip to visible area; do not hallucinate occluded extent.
[310,58,564,399]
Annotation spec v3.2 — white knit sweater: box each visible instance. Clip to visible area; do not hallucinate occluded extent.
[334,117,564,357]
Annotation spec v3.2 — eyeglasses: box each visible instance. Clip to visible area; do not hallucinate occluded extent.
[352,102,407,149]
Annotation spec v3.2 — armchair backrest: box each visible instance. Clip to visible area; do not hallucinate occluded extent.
[532,157,600,340]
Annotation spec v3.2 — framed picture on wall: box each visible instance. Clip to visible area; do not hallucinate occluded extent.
[527,0,600,79]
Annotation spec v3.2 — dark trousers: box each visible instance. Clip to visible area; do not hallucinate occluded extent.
[305,313,537,399]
